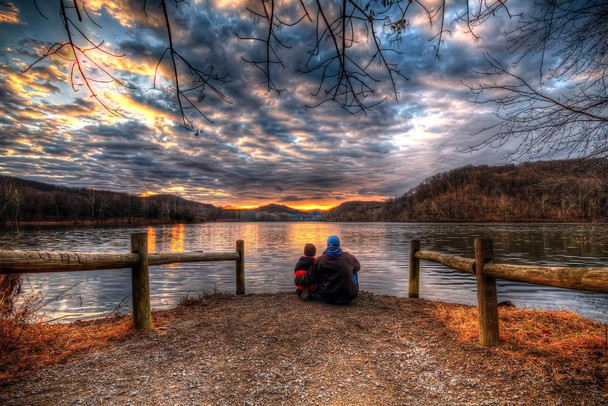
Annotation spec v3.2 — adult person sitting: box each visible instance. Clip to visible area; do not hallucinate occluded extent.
[294,235,360,304]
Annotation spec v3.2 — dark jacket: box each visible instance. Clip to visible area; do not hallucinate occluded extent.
[294,255,317,292]
[295,251,360,303]
[294,256,315,273]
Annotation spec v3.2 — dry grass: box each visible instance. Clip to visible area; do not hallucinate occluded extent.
[0,273,172,383]
[0,278,220,383]
[1,316,126,381]
[1,274,123,381]
[429,302,608,382]
[0,313,173,382]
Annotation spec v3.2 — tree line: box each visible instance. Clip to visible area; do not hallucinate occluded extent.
[1,159,606,227]
[0,177,223,227]
[328,160,608,222]
[0,177,320,226]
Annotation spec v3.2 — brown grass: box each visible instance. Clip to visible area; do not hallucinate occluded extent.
[429,302,608,382]
[0,278,213,383]
[0,310,171,383]
[0,273,140,382]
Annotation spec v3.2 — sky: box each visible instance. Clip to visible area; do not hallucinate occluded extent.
[0,0,542,209]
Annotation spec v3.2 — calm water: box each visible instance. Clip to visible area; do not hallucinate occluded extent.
[1,222,607,322]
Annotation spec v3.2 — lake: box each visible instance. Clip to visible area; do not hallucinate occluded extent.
[1,222,607,322]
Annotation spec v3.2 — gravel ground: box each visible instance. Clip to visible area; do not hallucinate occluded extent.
[1,292,606,405]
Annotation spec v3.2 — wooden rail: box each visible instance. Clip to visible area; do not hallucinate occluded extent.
[409,238,608,347]
[0,233,246,330]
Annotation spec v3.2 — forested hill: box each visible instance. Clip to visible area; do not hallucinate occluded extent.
[0,176,224,224]
[1,159,606,224]
[332,160,607,222]
[0,178,320,224]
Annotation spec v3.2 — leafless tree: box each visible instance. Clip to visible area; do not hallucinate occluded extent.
[85,188,97,218]
[0,177,12,220]
[96,193,109,222]
[24,0,129,116]
[152,0,232,131]
[25,1,510,131]
[466,1,608,161]
[0,178,24,232]
[239,0,510,114]
[10,185,23,232]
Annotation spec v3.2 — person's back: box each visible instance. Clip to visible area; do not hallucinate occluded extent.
[295,235,360,305]
[312,250,359,302]
[294,243,317,298]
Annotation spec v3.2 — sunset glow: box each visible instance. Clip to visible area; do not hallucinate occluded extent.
[233,203,334,211]
[0,1,543,209]
[288,204,334,211]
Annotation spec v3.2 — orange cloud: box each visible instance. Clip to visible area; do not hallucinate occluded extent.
[94,52,162,78]
[103,92,170,125]
[0,3,20,24]
[86,0,165,28]
[7,73,51,98]
[288,204,334,211]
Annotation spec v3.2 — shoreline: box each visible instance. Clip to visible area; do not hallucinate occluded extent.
[2,293,606,405]
[2,218,602,228]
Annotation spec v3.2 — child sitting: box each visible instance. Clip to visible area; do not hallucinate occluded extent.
[294,243,317,300]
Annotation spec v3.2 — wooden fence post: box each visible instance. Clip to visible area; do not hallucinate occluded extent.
[236,239,245,294]
[409,240,421,298]
[131,233,151,330]
[474,238,499,346]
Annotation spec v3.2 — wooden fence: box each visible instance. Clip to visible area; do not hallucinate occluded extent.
[409,238,608,347]
[0,233,245,330]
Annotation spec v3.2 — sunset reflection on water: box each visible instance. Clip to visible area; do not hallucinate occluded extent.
[169,224,185,253]
[147,226,156,253]
[286,223,334,250]
[2,222,607,322]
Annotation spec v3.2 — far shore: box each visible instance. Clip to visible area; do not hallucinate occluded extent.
[2,218,601,228]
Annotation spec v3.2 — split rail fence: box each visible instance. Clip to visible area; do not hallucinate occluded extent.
[2,233,607,346]
[408,238,608,346]
[0,233,245,330]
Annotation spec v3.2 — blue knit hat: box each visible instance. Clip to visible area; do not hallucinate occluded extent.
[327,235,340,247]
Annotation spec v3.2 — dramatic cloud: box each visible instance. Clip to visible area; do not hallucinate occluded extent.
[0,1,552,208]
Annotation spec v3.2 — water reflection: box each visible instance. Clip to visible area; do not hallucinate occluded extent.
[0,222,606,322]
[147,226,156,254]
[169,224,185,253]
[286,223,335,250]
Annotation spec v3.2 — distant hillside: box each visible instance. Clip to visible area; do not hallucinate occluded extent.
[222,204,323,221]
[324,201,385,221]
[0,178,324,225]
[327,159,607,222]
[0,176,223,225]
[2,159,605,225]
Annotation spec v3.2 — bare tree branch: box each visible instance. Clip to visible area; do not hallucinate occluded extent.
[25,1,512,131]
[156,0,232,132]
[240,0,510,114]
[24,0,129,116]
[466,1,608,160]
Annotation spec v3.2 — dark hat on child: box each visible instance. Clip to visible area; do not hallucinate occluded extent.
[304,243,316,257]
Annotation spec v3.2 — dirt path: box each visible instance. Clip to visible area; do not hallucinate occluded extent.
[1,293,606,405]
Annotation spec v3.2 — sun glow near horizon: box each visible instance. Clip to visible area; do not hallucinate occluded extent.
[226,203,335,211]
[135,186,384,210]
[229,196,383,211]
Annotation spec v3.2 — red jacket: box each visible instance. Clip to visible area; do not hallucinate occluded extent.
[294,255,316,292]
